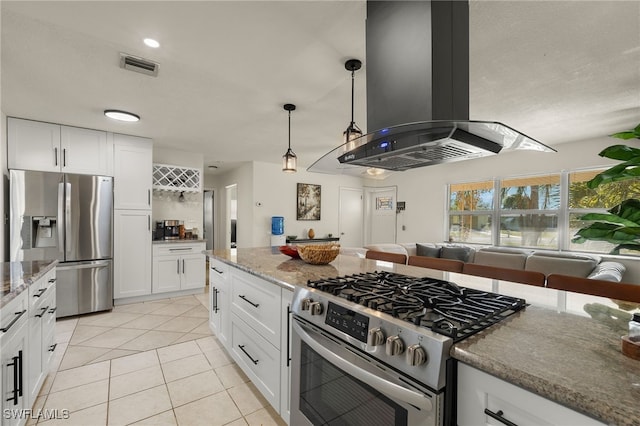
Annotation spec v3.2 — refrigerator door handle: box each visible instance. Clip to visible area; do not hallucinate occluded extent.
[56,260,111,270]
[64,181,72,255]
[54,147,58,166]
[57,181,65,259]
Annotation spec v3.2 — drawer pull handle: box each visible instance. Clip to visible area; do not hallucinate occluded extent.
[49,307,57,314]
[239,295,259,308]
[1,310,26,333]
[238,344,259,365]
[35,306,49,318]
[212,267,224,274]
[33,288,47,298]
[49,343,58,352]
[48,278,57,283]
[484,409,518,426]
[169,248,193,251]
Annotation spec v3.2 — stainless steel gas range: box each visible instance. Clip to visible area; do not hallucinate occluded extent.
[290,271,526,426]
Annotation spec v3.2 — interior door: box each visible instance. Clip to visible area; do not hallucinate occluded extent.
[364,187,397,245]
[339,187,364,247]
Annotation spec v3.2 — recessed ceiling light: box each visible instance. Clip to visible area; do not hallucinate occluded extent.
[104,109,140,122]
[143,38,160,48]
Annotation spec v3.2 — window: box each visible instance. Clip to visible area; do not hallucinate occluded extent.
[499,175,560,249]
[447,169,640,256]
[448,181,493,244]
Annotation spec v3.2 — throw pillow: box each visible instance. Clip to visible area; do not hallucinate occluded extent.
[416,244,441,258]
[441,246,472,262]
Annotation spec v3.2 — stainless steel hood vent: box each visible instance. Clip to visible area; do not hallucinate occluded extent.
[308,1,555,177]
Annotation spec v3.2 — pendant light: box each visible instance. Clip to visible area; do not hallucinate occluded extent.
[343,59,362,152]
[282,103,297,173]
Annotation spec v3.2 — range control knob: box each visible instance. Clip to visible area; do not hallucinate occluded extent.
[406,344,428,366]
[385,335,405,356]
[367,328,385,347]
[301,298,313,311]
[309,302,324,316]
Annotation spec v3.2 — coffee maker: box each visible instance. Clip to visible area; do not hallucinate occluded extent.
[155,220,182,240]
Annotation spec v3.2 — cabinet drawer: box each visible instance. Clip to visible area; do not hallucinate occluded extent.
[28,269,56,309]
[457,363,605,426]
[1,291,28,345]
[230,313,280,410]
[154,243,205,257]
[209,259,229,284]
[231,269,281,348]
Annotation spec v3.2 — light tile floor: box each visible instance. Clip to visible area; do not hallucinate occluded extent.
[30,290,287,426]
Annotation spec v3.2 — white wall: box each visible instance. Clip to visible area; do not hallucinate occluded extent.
[251,161,364,247]
[207,162,254,249]
[205,161,364,249]
[152,147,204,234]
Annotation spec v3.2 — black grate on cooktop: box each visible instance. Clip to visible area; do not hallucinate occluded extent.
[307,271,526,342]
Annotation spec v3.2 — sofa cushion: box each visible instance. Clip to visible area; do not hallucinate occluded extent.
[525,251,600,277]
[587,261,626,282]
[416,243,442,258]
[441,246,473,262]
[473,247,530,269]
[399,243,418,257]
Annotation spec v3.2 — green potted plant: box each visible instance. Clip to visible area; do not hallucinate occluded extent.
[572,123,640,254]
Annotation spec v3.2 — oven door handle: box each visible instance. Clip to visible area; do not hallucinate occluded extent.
[293,322,433,412]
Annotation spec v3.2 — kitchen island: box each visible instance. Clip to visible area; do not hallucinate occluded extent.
[205,247,640,426]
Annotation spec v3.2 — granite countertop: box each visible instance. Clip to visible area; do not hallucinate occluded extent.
[205,247,640,426]
[0,260,58,309]
[153,239,205,245]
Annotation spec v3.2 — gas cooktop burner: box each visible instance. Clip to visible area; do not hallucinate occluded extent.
[307,271,526,341]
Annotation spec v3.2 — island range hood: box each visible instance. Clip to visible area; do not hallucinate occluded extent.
[308,0,555,176]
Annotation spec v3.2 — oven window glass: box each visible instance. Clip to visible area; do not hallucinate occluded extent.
[299,341,408,426]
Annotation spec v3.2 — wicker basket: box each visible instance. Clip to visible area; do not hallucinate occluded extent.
[297,244,340,265]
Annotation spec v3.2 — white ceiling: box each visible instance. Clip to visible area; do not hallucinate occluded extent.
[2,1,639,176]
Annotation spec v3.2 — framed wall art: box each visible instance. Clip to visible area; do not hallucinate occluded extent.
[297,183,321,220]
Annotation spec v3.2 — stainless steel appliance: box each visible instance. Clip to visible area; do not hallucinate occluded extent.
[291,271,526,426]
[155,220,182,240]
[10,170,113,317]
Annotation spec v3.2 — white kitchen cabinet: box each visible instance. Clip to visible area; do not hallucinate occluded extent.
[209,259,230,346]
[60,126,111,175]
[1,290,29,426]
[230,268,282,348]
[7,117,112,175]
[113,134,153,210]
[457,362,606,426]
[279,288,293,425]
[230,312,281,409]
[26,270,57,407]
[152,242,206,294]
[114,210,152,299]
[208,259,293,423]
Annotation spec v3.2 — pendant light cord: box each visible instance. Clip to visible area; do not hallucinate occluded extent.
[288,110,292,150]
[350,69,356,127]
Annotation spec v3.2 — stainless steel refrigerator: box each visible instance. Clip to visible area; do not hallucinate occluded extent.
[10,170,113,318]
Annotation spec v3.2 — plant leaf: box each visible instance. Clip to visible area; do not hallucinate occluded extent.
[598,144,640,160]
[608,199,640,224]
[586,161,640,188]
[573,222,640,244]
[578,212,639,227]
[610,132,638,140]
[611,242,640,254]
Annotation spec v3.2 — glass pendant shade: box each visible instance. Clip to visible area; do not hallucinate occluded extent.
[282,148,297,173]
[343,124,363,152]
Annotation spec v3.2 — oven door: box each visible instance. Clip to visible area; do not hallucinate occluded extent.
[291,318,442,426]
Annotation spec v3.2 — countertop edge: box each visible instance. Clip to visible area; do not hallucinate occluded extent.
[205,252,296,292]
[1,260,59,309]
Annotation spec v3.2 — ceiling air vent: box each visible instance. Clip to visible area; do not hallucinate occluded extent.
[119,53,159,77]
